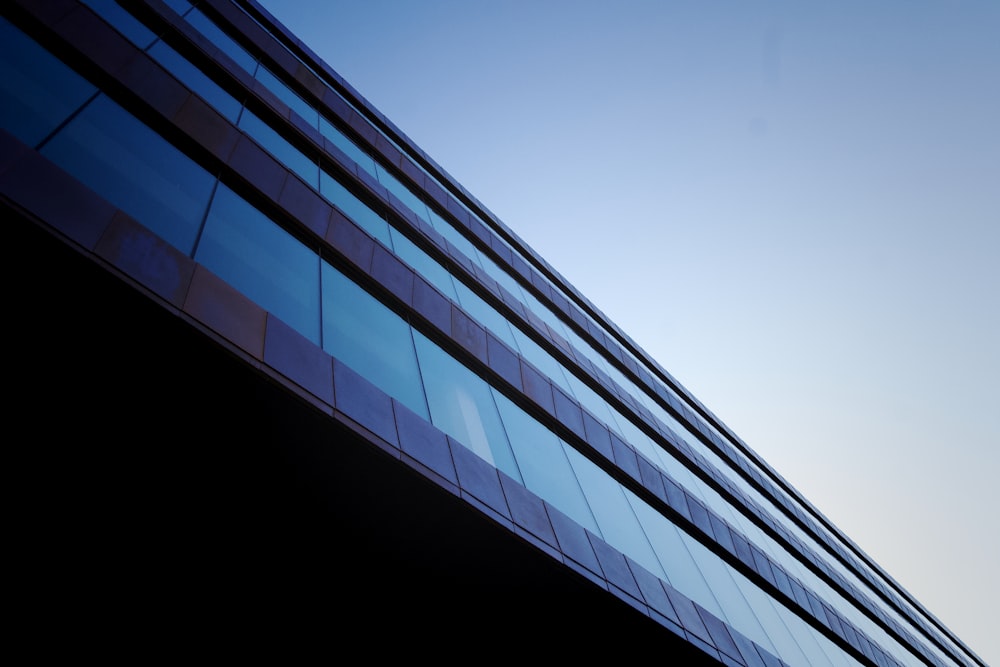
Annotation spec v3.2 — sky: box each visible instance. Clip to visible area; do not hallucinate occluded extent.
[256,1,998,663]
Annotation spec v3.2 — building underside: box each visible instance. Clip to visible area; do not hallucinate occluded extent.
[11,208,718,661]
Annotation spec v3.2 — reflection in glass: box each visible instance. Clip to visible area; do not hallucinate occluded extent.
[41,94,215,255]
[197,184,320,342]
[321,264,428,420]
[413,331,517,475]
[494,392,599,534]
[0,17,97,147]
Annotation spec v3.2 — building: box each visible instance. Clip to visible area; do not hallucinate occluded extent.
[1,1,985,664]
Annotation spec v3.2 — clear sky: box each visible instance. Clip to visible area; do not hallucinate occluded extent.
[257,1,998,663]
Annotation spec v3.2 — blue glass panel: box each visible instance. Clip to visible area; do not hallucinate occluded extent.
[321,264,428,419]
[428,209,481,266]
[453,281,519,351]
[510,327,572,394]
[627,494,727,619]
[81,0,156,49]
[238,109,318,187]
[41,94,214,255]
[476,251,527,305]
[148,41,242,123]
[493,392,599,534]
[412,331,513,470]
[730,575,813,666]
[562,371,624,437]
[319,171,391,247]
[388,228,458,301]
[254,66,319,128]
[0,17,97,147]
[374,163,429,224]
[196,184,320,342]
[162,0,193,16]
[318,117,377,175]
[691,537,781,658]
[185,9,258,75]
[568,452,662,577]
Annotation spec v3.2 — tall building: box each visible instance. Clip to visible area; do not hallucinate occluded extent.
[2,1,984,664]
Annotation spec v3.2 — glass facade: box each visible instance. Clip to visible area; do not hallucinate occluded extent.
[0,2,985,665]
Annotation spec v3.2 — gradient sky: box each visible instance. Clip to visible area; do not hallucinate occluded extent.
[257,1,999,662]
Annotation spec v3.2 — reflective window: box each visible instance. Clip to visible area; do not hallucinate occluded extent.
[322,265,428,420]
[628,495,726,619]
[388,228,458,301]
[0,17,97,147]
[571,454,662,577]
[162,0,193,16]
[81,0,157,49]
[185,9,258,75]
[510,327,572,394]
[375,163,429,223]
[197,184,320,342]
[148,41,243,123]
[239,109,318,187]
[320,171,391,246]
[413,331,515,471]
[494,392,599,534]
[255,66,319,128]
[319,117,377,175]
[454,281,519,351]
[41,94,215,255]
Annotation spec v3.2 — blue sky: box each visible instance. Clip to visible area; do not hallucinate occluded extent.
[257,1,998,662]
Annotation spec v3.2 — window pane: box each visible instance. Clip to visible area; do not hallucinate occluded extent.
[185,9,257,75]
[374,163,429,224]
[321,264,427,419]
[0,17,97,147]
[412,331,511,468]
[238,109,318,187]
[197,184,320,342]
[319,117,376,175]
[81,0,156,49]
[148,41,242,123]
[627,494,726,619]
[454,281,519,351]
[254,66,319,128]
[41,94,214,255]
[568,453,662,577]
[388,228,458,301]
[493,391,599,533]
[320,171,391,246]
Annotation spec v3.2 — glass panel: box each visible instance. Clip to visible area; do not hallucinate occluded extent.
[510,327,572,394]
[412,331,513,469]
[493,391,599,533]
[41,94,214,255]
[320,171,391,246]
[0,17,97,147]
[627,495,726,619]
[563,371,624,437]
[427,208,480,264]
[148,41,242,123]
[319,117,377,175]
[162,0,193,16]
[388,228,458,301]
[730,574,814,667]
[238,109,318,187]
[81,0,157,49]
[254,66,319,128]
[453,281,519,351]
[569,454,662,577]
[321,264,428,420]
[196,184,320,342]
[374,163,429,224]
[185,9,258,75]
